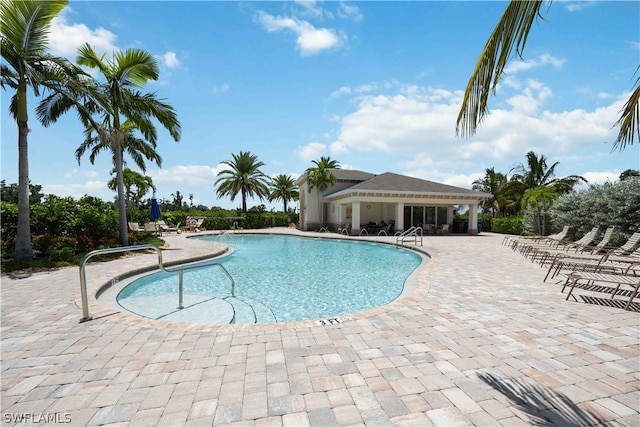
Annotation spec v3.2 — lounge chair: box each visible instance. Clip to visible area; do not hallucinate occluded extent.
[506,225,570,249]
[144,222,162,235]
[575,226,616,254]
[609,231,640,256]
[337,223,351,235]
[157,220,180,233]
[186,217,204,232]
[128,222,144,232]
[562,263,640,310]
[520,227,599,263]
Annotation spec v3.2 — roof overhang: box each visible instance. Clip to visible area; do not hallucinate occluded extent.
[324,188,491,202]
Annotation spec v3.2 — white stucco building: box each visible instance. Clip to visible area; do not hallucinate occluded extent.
[297,169,491,235]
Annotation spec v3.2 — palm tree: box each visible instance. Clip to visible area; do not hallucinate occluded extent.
[521,186,559,236]
[215,151,270,213]
[38,43,181,246]
[456,0,639,151]
[268,174,299,213]
[1,0,77,259]
[510,151,586,195]
[107,168,156,210]
[472,167,508,217]
[305,156,340,225]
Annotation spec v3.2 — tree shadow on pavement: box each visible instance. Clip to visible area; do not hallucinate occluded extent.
[477,371,608,426]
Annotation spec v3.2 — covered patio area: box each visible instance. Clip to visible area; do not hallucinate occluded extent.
[298,171,490,235]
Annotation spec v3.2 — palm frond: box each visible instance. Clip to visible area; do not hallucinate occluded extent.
[456,0,545,137]
[613,70,640,151]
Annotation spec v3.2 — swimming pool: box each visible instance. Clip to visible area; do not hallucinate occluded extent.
[116,234,423,325]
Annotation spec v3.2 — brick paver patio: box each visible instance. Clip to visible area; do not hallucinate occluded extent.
[1,229,638,426]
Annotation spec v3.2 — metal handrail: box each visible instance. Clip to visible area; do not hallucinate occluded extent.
[78,244,235,323]
[396,226,423,246]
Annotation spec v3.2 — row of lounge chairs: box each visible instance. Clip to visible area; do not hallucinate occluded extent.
[503,227,640,310]
[128,220,181,235]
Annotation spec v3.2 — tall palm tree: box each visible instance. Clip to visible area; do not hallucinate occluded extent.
[215,151,270,213]
[305,156,340,225]
[456,0,639,151]
[268,174,299,213]
[472,167,508,217]
[1,0,77,259]
[80,119,162,211]
[38,43,181,246]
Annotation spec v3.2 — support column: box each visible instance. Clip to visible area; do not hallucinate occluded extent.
[352,202,361,234]
[468,203,478,235]
[396,202,404,231]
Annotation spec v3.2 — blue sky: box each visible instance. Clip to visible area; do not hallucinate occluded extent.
[2,0,639,210]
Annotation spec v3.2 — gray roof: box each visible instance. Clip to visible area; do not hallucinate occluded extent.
[326,171,490,198]
[330,169,376,182]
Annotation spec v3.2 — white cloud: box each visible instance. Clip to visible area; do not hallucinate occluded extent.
[49,8,117,57]
[330,81,398,98]
[338,2,363,23]
[256,11,345,56]
[564,1,597,12]
[63,169,99,179]
[581,171,620,186]
[43,181,111,200]
[296,142,328,161]
[504,54,565,75]
[212,83,230,94]
[293,1,324,19]
[325,80,627,184]
[149,165,224,187]
[162,52,180,68]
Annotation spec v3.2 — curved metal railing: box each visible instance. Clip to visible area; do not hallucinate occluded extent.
[78,244,234,322]
[395,226,423,246]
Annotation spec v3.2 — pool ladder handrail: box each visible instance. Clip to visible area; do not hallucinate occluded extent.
[78,244,235,323]
[395,226,423,246]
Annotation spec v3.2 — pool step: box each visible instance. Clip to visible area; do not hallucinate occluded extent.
[225,296,277,324]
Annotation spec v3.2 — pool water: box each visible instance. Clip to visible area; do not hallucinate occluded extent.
[117,234,423,324]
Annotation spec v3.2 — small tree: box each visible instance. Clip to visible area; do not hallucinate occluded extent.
[306,156,340,225]
[215,151,270,213]
[268,174,299,213]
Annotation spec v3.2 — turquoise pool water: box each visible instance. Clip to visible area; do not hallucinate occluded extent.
[117,234,423,324]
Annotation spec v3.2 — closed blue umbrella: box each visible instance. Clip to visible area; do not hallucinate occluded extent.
[150,197,161,234]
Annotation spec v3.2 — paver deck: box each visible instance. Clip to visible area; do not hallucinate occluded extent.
[1,229,638,426]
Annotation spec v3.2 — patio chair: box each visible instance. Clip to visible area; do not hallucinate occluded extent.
[128,222,144,232]
[544,247,640,283]
[562,263,640,310]
[609,232,640,256]
[157,220,180,233]
[507,225,570,250]
[521,227,599,263]
[437,224,449,234]
[575,226,615,254]
[144,222,162,235]
[337,223,351,235]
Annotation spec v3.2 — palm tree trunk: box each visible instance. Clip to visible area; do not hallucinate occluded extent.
[113,133,129,246]
[15,117,33,259]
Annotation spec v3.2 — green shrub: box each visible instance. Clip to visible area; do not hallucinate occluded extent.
[491,216,525,235]
[549,178,639,245]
